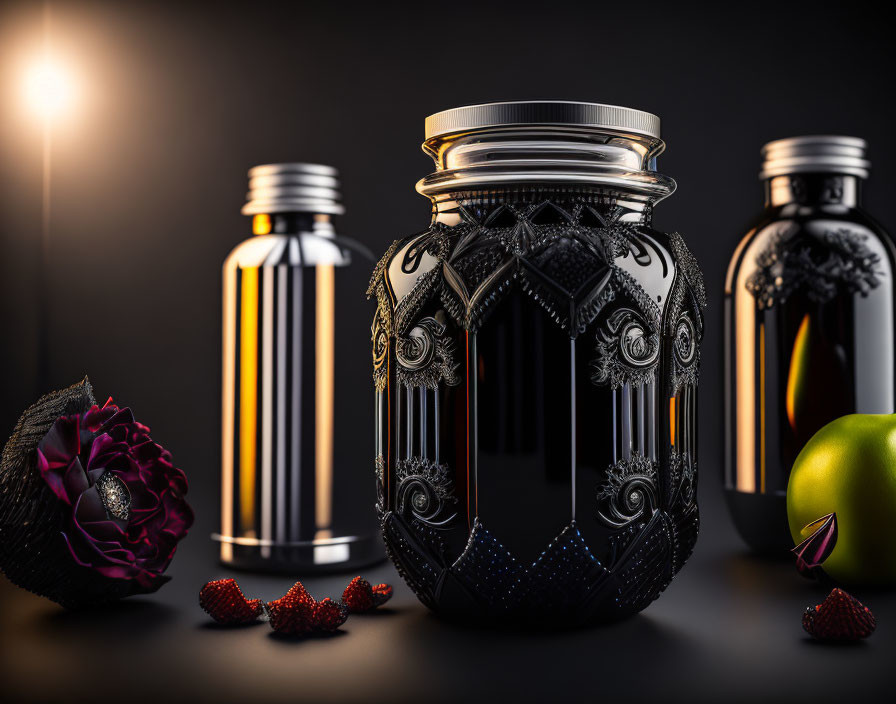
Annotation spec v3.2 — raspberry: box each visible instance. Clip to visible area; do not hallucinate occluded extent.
[267,581,317,635]
[803,588,876,641]
[342,576,376,613]
[283,580,315,606]
[199,578,263,626]
[313,598,348,632]
[342,576,393,612]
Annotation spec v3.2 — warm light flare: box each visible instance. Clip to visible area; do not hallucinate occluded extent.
[25,56,75,121]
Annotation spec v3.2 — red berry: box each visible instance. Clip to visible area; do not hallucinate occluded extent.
[283,580,315,606]
[342,576,394,612]
[314,598,348,632]
[267,581,317,635]
[342,576,376,613]
[199,578,263,626]
[803,588,876,641]
[371,583,393,607]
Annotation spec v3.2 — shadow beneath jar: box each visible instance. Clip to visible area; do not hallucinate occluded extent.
[384,606,699,697]
[415,604,693,643]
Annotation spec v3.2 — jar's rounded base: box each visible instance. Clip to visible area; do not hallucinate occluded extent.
[381,504,697,626]
[212,533,385,574]
[724,488,793,555]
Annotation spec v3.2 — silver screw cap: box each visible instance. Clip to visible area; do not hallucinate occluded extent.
[242,163,345,216]
[759,136,870,180]
[424,100,662,141]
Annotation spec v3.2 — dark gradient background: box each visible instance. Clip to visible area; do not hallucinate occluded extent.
[1,1,894,702]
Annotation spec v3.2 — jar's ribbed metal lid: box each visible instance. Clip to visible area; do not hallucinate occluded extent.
[759,136,870,180]
[242,163,345,216]
[424,101,662,141]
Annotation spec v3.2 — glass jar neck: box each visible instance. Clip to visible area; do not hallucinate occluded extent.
[250,212,334,236]
[764,173,862,208]
[431,187,652,227]
[417,125,675,213]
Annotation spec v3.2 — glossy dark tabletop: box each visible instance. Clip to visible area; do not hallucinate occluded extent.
[2,492,892,704]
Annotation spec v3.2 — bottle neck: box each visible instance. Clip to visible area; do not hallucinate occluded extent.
[250,212,334,236]
[764,173,862,208]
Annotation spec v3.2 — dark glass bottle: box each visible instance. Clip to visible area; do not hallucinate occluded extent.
[216,163,382,572]
[724,137,896,553]
[369,102,706,623]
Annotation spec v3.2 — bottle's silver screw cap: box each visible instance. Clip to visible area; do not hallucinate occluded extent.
[242,163,345,216]
[759,136,870,180]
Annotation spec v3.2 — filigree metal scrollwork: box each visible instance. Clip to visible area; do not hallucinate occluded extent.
[401,225,449,275]
[374,196,666,335]
[596,452,659,528]
[368,239,399,391]
[670,450,696,507]
[612,266,662,326]
[746,225,881,310]
[374,454,385,516]
[591,308,660,389]
[668,231,707,311]
[395,457,457,528]
[665,232,704,394]
[371,306,390,392]
[673,315,697,366]
[670,313,700,392]
[395,312,460,389]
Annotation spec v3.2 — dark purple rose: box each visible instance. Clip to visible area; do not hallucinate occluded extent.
[36,400,193,594]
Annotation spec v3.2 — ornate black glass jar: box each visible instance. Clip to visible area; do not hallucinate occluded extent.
[724,137,896,553]
[368,102,706,623]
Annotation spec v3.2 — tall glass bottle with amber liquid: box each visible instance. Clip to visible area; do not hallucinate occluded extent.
[215,163,382,572]
[724,137,896,553]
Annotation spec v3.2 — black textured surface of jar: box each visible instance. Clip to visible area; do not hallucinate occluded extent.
[724,137,896,554]
[368,102,706,623]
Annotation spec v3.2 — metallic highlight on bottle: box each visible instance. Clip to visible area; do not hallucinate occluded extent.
[217,163,382,572]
